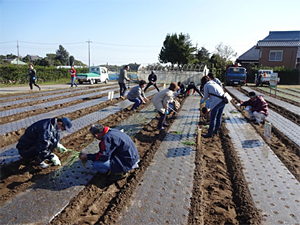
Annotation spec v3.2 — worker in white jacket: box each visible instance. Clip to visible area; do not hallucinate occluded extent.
[151,82,179,130]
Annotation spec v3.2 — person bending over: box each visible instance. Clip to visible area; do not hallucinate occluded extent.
[16,117,72,168]
[80,123,140,181]
[144,70,160,92]
[127,80,149,111]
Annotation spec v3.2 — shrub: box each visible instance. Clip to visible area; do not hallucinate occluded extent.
[0,65,89,85]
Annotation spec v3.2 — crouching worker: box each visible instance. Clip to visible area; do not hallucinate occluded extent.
[151,82,179,130]
[201,107,211,124]
[16,117,72,169]
[127,80,149,111]
[240,91,268,124]
[80,124,140,181]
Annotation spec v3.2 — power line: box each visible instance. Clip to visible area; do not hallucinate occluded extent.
[0,40,160,48]
[0,41,16,44]
[18,41,85,45]
[92,41,160,48]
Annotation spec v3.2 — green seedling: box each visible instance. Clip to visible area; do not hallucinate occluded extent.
[230,109,240,114]
[66,150,87,167]
[182,141,196,146]
[170,131,183,134]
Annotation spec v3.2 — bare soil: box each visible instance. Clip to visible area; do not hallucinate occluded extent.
[1,84,299,224]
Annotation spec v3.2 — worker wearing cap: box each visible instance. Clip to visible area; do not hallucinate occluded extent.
[240,91,269,124]
[80,123,140,182]
[16,117,72,169]
[144,70,160,92]
[151,82,179,130]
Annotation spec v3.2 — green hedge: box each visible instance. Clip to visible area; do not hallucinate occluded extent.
[0,65,89,85]
[246,66,300,85]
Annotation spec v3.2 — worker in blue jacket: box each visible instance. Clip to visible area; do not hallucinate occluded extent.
[16,117,72,169]
[80,123,140,181]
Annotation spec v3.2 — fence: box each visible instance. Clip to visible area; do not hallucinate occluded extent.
[137,64,209,85]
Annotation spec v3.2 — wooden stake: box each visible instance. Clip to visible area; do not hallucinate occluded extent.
[197,128,202,149]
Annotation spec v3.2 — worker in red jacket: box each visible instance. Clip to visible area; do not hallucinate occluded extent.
[240,91,269,124]
[70,66,78,87]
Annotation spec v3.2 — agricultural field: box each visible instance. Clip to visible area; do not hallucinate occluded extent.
[0,82,299,225]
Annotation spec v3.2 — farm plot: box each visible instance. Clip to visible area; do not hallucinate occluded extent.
[0,83,299,224]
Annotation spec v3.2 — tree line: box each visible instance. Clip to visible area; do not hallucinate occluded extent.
[0,45,85,67]
[1,33,238,75]
[158,33,237,75]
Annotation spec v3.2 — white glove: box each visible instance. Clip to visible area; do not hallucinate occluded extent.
[57,143,68,153]
[51,154,61,166]
[236,103,241,107]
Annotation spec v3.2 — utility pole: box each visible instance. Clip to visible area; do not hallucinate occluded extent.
[86,39,92,67]
[17,40,19,65]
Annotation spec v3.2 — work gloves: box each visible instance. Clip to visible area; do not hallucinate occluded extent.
[39,161,50,169]
[57,143,68,153]
[50,153,61,166]
[200,99,204,104]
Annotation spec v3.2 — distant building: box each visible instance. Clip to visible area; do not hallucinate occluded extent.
[236,46,260,67]
[5,58,27,65]
[26,54,42,61]
[257,31,300,68]
[237,31,300,69]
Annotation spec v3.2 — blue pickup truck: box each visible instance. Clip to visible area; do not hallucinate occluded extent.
[224,67,247,86]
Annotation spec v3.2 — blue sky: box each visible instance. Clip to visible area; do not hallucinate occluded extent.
[0,0,299,66]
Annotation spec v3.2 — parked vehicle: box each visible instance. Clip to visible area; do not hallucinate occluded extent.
[224,67,247,86]
[76,67,109,85]
[255,69,279,86]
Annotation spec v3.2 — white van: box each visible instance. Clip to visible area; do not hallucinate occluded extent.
[76,66,109,85]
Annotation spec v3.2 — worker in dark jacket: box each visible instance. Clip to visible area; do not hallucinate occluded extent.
[16,117,72,168]
[177,82,186,95]
[118,65,131,99]
[27,64,41,91]
[185,81,203,97]
[80,123,140,181]
[144,70,160,92]
[240,91,269,124]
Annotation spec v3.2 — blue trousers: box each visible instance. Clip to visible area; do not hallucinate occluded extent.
[71,76,77,87]
[207,101,225,135]
[128,98,142,110]
[92,159,140,173]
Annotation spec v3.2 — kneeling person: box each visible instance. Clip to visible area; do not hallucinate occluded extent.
[127,80,148,111]
[80,124,140,181]
[241,91,268,124]
[16,117,72,169]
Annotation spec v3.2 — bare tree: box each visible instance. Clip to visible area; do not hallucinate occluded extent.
[215,42,237,61]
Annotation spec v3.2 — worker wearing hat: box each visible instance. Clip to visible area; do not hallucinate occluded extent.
[240,91,269,124]
[16,117,72,168]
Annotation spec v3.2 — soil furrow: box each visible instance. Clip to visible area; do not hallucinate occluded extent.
[0,86,116,112]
